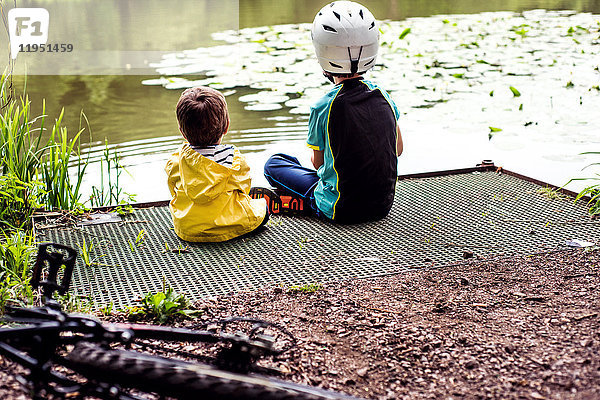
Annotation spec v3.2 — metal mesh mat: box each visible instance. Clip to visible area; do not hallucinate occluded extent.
[35,171,600,307]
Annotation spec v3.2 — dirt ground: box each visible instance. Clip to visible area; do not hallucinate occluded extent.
[1,248,599,399]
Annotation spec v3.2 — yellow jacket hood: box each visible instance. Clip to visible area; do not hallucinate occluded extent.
[165,144,266,242]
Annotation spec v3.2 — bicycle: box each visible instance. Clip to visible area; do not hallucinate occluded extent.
[0,243,364,400]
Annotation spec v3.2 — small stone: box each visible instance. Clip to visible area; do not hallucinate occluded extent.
[279,363,292,374]
[357,367,369,378]
[326,325,336,333]
[464,358,479,369]
[463,251,474,259]
[505,344,515,354]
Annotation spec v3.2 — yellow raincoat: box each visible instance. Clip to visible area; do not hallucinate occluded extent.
[165,144,267,242]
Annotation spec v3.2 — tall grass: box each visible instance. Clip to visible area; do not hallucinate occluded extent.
[39,109,88,210]
[0,72,88,211]
[0,71,128,313]
[0,76,45,183]
[89,140,134,207]
[571,151,600,216]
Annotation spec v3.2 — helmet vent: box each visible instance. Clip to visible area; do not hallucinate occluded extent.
[333,11,341,20]
[359,9,364,19]
[369,21,375,30]
[323,24,337,33]
[364,58,374,66]
[329,61,343,69]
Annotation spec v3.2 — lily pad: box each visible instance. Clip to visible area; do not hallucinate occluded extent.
[244,103,283,111]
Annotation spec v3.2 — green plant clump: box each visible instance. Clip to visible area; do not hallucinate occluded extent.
[570,152,600,216]
[129,283,199,324]
[536,186,564,200]
[288,282,323,293]
[0,231,36,313]
[0,174,43,233]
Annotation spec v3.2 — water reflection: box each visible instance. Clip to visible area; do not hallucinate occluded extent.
[239,0,600,26]
[6,0,600,202]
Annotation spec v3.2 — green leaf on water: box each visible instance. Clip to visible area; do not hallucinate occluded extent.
[489,90,494,97]
[488,127,502,140]
[399,28,411,40]
[453,73,465,79]
[519,103,523,111]
[566,81,575,88]
[509,86,521,97]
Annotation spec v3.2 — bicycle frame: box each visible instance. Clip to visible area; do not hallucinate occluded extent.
[0,243,296,399]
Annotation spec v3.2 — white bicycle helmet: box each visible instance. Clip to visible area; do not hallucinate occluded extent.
[311,1,379,75]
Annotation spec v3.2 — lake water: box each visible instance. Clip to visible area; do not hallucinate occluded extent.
[3,0,600,202]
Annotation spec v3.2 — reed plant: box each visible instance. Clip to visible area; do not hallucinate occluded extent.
[38,109,87,210]
[571,151,600,216]
[89,140,133,207]
[0,74,45,184]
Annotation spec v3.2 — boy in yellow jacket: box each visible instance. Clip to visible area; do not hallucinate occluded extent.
[165,87,268,242]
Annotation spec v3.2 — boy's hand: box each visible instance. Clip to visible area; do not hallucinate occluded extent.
[311,150,324,169]
[396,125,403,156]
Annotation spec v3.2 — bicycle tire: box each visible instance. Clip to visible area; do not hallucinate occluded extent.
[65,342,364,400]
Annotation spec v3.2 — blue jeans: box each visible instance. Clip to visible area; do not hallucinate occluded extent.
[264,153,324,217]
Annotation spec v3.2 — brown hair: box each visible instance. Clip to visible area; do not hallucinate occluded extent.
[176,87,229,146]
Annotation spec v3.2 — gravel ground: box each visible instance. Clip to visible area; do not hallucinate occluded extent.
[1,248,599,399]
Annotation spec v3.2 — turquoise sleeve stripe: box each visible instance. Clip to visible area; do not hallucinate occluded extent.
[308,84,343,221]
